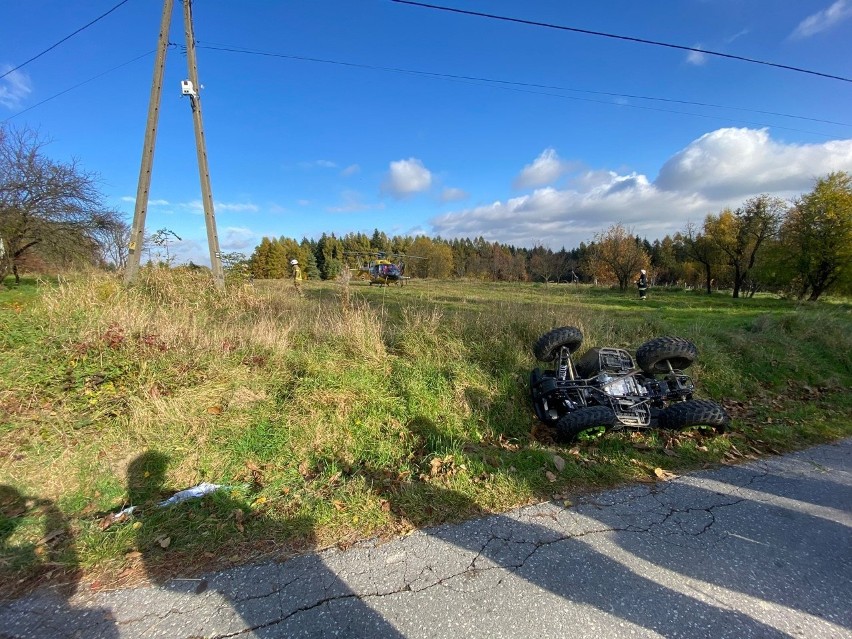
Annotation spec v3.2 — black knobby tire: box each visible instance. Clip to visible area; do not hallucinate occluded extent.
[533,326,583,362]
[576,347,614,378]
[636,336,697,374]
[530,367,543,388]
[554,406,617,443]
[661,399,729,433]
[530,368,561,425]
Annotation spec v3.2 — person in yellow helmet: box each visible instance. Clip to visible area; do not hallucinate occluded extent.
[290,259,304,297]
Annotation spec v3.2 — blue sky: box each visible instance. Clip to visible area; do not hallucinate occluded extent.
[2,0,852,264]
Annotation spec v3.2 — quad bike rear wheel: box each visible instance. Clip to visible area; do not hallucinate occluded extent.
[636,336,697,374]
[554,406,617,443]
[533,326,583,362]
[661,399,729,434]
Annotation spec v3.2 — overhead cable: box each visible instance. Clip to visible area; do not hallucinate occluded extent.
[391,0,852,84]
[1,0,134,80]
[196,43,850,132]
[2,51,155,123]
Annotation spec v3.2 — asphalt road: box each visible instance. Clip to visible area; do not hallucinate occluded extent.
[2,439,850,639]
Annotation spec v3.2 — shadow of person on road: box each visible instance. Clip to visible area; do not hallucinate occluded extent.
[0,484,118,638]
[322,417,802,638]
[124,450,407,638]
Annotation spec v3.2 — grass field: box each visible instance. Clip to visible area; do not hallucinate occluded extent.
[1,270,850,596]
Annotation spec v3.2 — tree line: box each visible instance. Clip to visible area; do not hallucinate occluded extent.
[248,173,851,301]
[2,124,850,300]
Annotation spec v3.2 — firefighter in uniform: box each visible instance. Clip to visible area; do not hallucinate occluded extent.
[290,259,304,297]
[636,269,648,300]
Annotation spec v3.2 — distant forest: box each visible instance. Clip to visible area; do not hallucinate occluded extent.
[1,119,848,302]
[247,172,852,301]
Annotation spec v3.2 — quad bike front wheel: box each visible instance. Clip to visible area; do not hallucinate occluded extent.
[533,326,583,362]
[554,406,617,443]
[661,399,729,434]
[636,336,697,374]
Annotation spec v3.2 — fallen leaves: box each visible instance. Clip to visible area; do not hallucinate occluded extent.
[232,509,245,533]
[236,460,265,489]
[298,460,313,479]
[98,510,132,530]
[654,467,679,481]
[420,455,466,481]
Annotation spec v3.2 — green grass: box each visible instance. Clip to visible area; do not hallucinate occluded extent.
[1,271,850,595]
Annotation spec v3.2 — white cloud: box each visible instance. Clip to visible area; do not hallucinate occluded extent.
[791,0,852,38]
[220,226,257,251]
[216,201,260,213]
[431,127,852,250]
[328,190,372,213]
[725,29,749,44]
[182,200,259,213]
[173,239,209,266]
[299,159,337,169]
[341,164,360,176]
[656,127,852,198]
[440,187,468,203]
[0,66,32,110]
[686,45,708,66]
[382,158,433,198]
[121,196,170,206]
[514,148,571,189]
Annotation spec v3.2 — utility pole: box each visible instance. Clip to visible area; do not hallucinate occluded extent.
[125,0,225,290]
[125,0,173,284]
[182,0,225,289]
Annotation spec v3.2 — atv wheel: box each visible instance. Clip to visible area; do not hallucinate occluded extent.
[554,406,617,443]
[530,367,543,388]
[636,336,697,374]
[574,348,603,378]
[661,399,729,434]
[530,369,560,425]
[533,327,583,362]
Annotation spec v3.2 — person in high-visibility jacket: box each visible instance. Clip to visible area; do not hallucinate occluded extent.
[290,259,304,297]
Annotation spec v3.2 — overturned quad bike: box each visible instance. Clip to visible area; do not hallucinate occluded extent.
[530,327,729,443]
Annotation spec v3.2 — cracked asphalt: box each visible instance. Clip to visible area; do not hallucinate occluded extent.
[2,439,850,638]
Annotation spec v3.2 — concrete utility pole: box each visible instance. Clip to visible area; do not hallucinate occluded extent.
[182,0,225,289]
[125,0,173,284]
[125,0,225,290]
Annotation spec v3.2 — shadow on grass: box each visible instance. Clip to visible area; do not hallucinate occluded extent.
[0,484,118,636]
[126,450,407,637]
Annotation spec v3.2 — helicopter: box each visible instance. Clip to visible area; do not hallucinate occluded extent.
[344,251,424,287]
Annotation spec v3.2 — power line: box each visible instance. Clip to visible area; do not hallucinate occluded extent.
[391,0,852,84]
[0,0,134,80]
[196,43,850,133]
[2,51,156,123]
